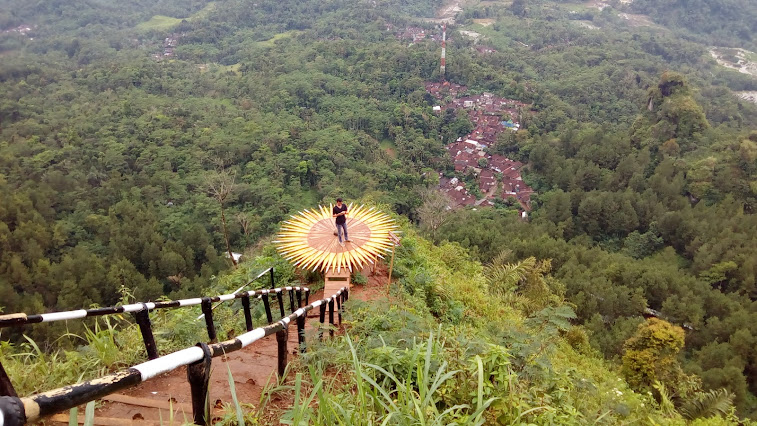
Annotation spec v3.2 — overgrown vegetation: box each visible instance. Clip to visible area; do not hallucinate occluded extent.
[258,229,752,424]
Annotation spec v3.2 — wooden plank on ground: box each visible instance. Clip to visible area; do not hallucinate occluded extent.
[49,413,162,425]
[103,394,193,412]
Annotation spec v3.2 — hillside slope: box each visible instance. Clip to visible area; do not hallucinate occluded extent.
[251,225,749,424]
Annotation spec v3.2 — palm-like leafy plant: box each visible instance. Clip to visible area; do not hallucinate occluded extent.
[484,253,561,314]
[679,388,735,420]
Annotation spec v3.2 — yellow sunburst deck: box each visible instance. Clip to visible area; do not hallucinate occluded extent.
[274,204,397,273]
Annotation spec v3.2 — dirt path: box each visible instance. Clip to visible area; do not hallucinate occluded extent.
[710,48,757,77]
[50,266,389,425]
[424,0,465,24]
[737,91,757,104]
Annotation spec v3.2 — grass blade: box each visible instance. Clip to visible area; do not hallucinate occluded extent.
[68,407,78,426]
[422,332,433,400]
[346,335,368,410]
[83,401,95,426]
[380,412,395,426]
[359,371,398,412]
[227,363,245,425]
[476,356,483,409]
[468,398,499,426]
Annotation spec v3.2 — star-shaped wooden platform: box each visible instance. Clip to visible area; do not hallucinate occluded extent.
[274,204,397,272]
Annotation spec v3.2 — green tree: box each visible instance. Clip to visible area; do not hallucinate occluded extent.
[510,0,527,17]
[204,166,238,268]
[622,318,686,393]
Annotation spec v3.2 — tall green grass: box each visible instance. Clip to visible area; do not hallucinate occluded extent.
[269,332,498,425]
[135,1,217,32]
[135,15,182,31]
[0,317,144,395]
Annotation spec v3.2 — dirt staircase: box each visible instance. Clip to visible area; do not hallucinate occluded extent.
[48,309,324,425]
[45,266,386,425]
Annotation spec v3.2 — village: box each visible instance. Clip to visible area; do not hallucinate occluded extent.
[387,21,532,211]
[393,20,534,213]
[391,24,498,56]
[2,24,35,40]
[426,81,534,212]
[151,33,183,60]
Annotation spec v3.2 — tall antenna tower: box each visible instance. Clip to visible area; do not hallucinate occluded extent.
[440,23,446,81]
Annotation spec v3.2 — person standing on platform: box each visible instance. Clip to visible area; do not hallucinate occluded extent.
[333,198,349,245]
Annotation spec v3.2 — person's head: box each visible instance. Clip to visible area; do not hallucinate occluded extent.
[336,197,343,205]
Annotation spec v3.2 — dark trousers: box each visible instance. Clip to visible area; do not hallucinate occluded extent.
[336,222,348,242]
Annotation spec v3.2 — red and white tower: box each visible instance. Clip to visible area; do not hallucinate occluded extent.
[440,23,446,81]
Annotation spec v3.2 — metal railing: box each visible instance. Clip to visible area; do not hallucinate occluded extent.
[0,268,284,359]
[0,288,348,425]
[0,267,351,425]
[0,268,277,329]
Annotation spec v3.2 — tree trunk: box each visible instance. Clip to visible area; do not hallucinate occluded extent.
[220,204,237,268]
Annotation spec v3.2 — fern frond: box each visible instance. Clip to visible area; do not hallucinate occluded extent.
[490,250,513,268]
[485,257,536,297]
[679,388,734,420]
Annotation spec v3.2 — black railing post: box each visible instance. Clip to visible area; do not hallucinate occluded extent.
[297,315,306,353]
[0,361,17,397]
[296,290,303,308]
[276,327,288,378]
[276,291,285,318]
[241,294,253,332]
[328,299,335,338]
[305,290,309,306]
[262,294,273,324]
[187,343,212,426]
[345,288,349,301]
[134,306,159,360]
[318,303,326,341]
[288,289,296,313]
[0,396,25,425]
[269,268,275,289]
[201,298,217,343]
[336,294,342,326]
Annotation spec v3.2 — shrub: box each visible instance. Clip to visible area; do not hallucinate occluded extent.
[351,271,368,285]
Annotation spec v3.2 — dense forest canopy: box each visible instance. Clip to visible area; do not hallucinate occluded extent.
[2,0,757,419]
[627,0,757,50]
